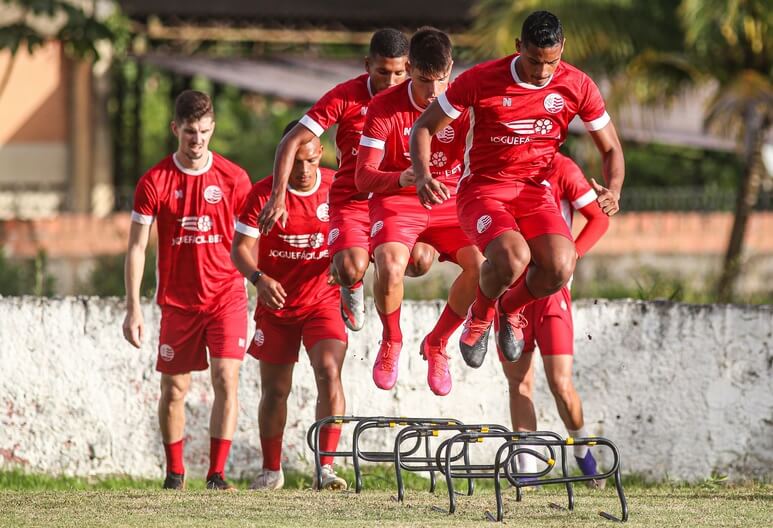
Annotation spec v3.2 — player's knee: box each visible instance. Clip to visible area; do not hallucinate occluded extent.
[211,369,239,397]
[547,374,575,402]
[545,250,576,290]
[406,248,435,277]
[489,249,529,287]
[160,378,189,403]
[337,257,368,286]
[262,384,291,404]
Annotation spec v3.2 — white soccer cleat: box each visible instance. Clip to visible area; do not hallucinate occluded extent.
[313,464,348,491]
[249,468,285,490]
[340,284,366,331]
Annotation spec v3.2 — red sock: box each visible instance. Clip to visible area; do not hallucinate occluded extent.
[471,287,496,321]
[319,425,343,466]
[377,305,403,343]
[163,439,185,475]
[206,437,232,479]
[261,434,283,471]
[500,277,537,313]
[347,280,363,290]
[427,304,465,345]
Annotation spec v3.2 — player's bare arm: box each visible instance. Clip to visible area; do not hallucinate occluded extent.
[410,102,454,208]
[588,121,625,216]
[122,221,151,348]
[259,125,317,234]
[230,231,287,309]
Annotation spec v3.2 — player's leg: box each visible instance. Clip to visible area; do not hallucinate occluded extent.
[501,353,540,477]
[206,358,241,490]
[329,200,371,331]
[159,372,191,489]
[405,241,436,277]
[371,242,411,390]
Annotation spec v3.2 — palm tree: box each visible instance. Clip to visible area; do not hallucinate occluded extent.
[473,0,772,302]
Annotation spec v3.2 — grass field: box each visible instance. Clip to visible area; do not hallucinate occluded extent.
[1,469,771,527]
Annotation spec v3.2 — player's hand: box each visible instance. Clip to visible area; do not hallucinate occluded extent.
[327,263,339,286]
[416,173,450,209]
[122,308,144,348]
[398,167,416,188]
[258,195,288,235]
[256,274,287,310]
[591,178,620,216]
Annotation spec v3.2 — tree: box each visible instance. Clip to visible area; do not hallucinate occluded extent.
[0,0,113,97]
[473,0,772,302]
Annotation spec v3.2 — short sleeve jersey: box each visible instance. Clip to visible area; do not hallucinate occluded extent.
[235,168,338,319]
[300,73,374,205]
[131,151,252,309]
[438,55,609,185]
[360,81,469,197]
[543,153,597,229]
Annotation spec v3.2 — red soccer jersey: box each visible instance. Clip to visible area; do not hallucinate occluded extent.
[544,153,597,229]
[236,167,338,319]
[299,73,374,206]
[438,55,609,186]
[131,151,252,309]
[357,81,469,197]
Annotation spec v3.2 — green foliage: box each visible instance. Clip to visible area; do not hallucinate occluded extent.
[0,250,55,296]
[85,248,157,298]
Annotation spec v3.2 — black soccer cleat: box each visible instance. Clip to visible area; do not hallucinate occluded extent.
[206,472,237,492]
[162,472,185,490]
[495,302,527,362]
[459,306,493,368]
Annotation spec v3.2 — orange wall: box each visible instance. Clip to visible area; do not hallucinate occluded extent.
[0,41,68,144]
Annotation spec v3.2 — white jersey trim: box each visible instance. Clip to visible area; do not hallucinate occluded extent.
[131,211,154,225]
[572,189,598,209]
[584,111,611,131]
[360,136,385,150]
[288,168,322,196]
[299,114,325,137]
[172,151,212,175]
[366,77,374,98]
[235,221,260,238]
[510,56,554,90]
[407,81,426,112]
[459,106,475,188]
[438,92,462,119]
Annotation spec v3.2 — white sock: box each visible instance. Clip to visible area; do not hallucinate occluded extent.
[517,451,539,474]
[568,427,590,458]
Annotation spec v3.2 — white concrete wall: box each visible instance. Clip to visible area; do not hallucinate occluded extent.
[0,297,771,482]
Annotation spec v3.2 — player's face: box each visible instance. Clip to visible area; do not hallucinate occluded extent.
[171,116,214,161]
[366,54,409,94]
[515,39,564,87]
[289,139,323,192]
[407,63,452,108]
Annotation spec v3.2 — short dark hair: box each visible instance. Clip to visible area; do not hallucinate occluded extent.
[409,27,452,76]
[174,90,214,123]
[369,28,409,58]
[282,119,300,138]
[521,11,564,48]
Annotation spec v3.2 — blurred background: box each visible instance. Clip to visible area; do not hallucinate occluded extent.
[0,0,770,304]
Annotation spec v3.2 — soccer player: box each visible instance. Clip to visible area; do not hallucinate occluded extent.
[257,28,436,333]
[355,27,483,396]
[411,10,624,367]
[122,90,251,491]
[501,153,609,485]
[231,121,348,491]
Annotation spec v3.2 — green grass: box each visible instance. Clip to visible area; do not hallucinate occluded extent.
[1,469,771,527]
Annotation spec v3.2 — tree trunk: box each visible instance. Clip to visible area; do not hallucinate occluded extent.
[716,113,769,302]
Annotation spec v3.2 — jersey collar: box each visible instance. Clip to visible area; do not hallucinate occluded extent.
[510,56,554,90]
[288,168,322,196]
[367,77,374,98]
[173,151,213,175]
[407,81,426,112]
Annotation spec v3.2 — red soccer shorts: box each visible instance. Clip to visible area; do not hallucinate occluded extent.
[368,193,471,264]
[157,293,248,374]
[328,198,371,256]
[456,178,572,254]
[247,305,348,364]
[499,286,573,360]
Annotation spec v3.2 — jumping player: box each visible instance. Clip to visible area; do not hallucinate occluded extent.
[501,153,609,485]
[231,122,348,491]
[122,90,252,491]
[411,10,624,367]
[355,27,483,396]
[257,29,436,332]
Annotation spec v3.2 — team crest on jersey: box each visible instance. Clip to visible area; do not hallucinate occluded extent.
[203,185,223,204]
[328,228,340,245]
[159,344,174,362]
[502,118,553,135]
[430,152,448,168]
[253,329,265,347]
[476,215,493,234]
[179,215,212,232]
[436,126,455,143]
[370,220,384,237]
[279,232,325,249]
[316,203,330,222]
[544,93,565,114]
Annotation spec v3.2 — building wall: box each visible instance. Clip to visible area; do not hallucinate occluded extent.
[0,297,771,481]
